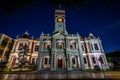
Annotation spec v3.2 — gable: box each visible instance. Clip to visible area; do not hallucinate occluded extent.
[52,32,66,38]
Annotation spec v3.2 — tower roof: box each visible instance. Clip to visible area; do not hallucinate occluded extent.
[21,31,30,39]
[24,31,29,36]
[55,9,65,17]
[89,33,94,36]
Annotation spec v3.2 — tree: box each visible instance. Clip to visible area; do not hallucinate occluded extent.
[106,51,120,70]
[0,0,112,15]
[0,0,32,14]
[0,0,94,14]
[50,0,93,10]
[16,43,29,71]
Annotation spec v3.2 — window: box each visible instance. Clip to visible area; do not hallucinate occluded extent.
[84,57,87,64]
[72,57,76,65]
[44,42,47,49]
[32,58,36,64]
[82,45,84,51]
[94,44,99,50]
[12,58,16,65]
[70,45,72,49]
[47,45,50,49]
[56,42,64,49]
[72,56,78,68]
[57,44,62,49]
[0,49,3,55]
[35,45,39,51]
[18,43,23,50]
[70,42,76,49]
[44,57,50,65]
[99,56,104,64]
[1,39,7,47]
[45,57,48,65]
[92,57,96,64]
[43,42,51,49]
[73,43,76,48]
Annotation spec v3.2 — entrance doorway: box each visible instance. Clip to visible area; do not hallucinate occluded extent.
[57,57,63,68]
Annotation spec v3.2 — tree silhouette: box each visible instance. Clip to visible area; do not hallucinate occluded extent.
[50,0,93,10]
[0,0,112,15]
[0,0,32,14]
[16,43,29,71]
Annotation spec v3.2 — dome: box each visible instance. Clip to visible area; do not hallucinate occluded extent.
[21,31,30,39]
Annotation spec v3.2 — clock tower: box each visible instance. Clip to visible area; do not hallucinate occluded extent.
[54,9,68,34]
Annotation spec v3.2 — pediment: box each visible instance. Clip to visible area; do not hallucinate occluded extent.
[52,32,67,38]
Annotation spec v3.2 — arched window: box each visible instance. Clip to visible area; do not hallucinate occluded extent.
[18,43,23,50]
[32,58,36,64]
[94,43,99,50]
[99,56,104,64]
[35,45,39,51]
[43,41,51,49]
[72,57,76,65]
[44,56,50,65]
[12,58,16,65]
[56,41,64,49]
[81,45,84,51]
[91,57,96,64]
[84,57,87,64]
[72,56,78,68]
[45,57,48,65]
[47,45,50,49]
[70,41,77,49]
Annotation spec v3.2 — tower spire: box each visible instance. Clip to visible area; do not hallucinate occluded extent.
[59,5,62,9]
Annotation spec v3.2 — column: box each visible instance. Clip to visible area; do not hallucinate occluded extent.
[77,33,85,70]
[50,38,56,71]
[37,36,43,71]
[11,41,17,52]
[91,42,95,52]
[69,54,72,70]
[85,40,89,53]
[65,37,71,70]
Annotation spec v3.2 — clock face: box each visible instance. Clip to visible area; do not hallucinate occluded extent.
[57,17,63,22]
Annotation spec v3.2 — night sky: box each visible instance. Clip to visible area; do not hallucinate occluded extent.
[0,0,120,53]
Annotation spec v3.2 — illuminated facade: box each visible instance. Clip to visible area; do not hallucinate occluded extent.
[8,9,109,71]
[8,32,39,67]
[36,9,109,71]
[0,34,13,62]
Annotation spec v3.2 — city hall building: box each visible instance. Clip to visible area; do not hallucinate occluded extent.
[36,9,108,71]
[8,9,109,71]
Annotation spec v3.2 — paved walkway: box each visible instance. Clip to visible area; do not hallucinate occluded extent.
[0,71,120,80]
